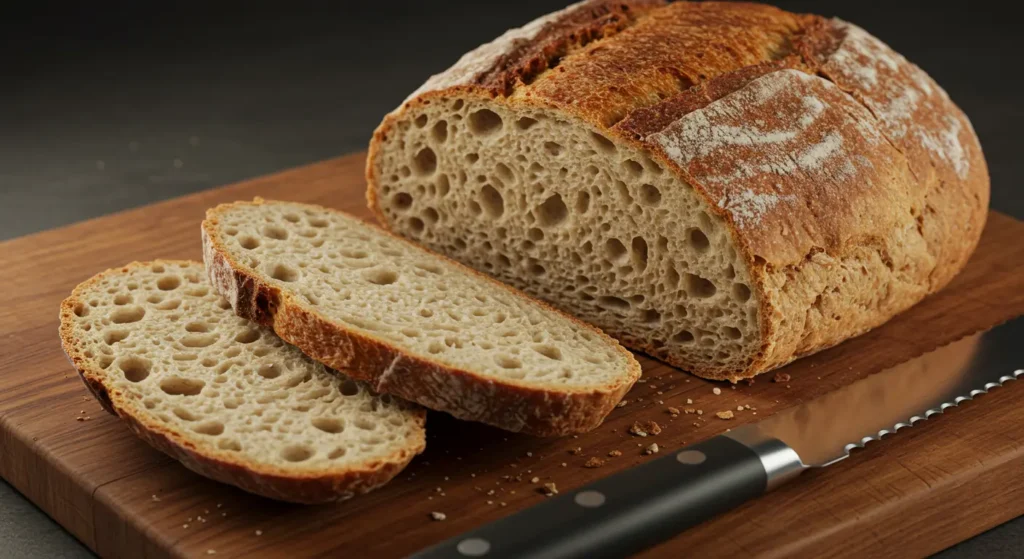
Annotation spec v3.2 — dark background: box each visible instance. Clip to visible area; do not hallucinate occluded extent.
[1,1,1020,557]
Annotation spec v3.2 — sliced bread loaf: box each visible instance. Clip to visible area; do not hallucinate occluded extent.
[59,261,426,503]
[365,1,989,381]
[202,199,641,436]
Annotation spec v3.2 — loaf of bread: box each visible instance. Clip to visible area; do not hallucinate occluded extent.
[366,0,989,381]
[202,199,640,436]
[59,261,426,503]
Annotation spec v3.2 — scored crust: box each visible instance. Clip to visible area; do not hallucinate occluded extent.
[366,0,989,381]
[202,199,641,437]
[59,260,427,504]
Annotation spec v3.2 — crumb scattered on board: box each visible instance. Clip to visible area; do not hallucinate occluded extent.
[608,450,622,457]
[540,482,559,496]
[584,457,605,468]
[773,372,792,383]
[713,387,722,395]
[430,512,446,521]
[644,443,660,455]
[716,410,735,420]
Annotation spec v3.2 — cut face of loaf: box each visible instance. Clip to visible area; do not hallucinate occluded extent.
[202,199,640,436]
[367,0,989,381]
[59,261,426,503]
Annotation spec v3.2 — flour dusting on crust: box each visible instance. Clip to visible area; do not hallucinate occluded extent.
[822,20,971,179]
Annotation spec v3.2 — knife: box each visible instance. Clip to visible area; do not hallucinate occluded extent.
[410,316,1023,559]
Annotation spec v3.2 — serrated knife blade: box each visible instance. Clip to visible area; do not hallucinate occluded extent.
[411,317,1024,559]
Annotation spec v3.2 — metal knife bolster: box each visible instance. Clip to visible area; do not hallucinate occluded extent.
[724,427,806,490]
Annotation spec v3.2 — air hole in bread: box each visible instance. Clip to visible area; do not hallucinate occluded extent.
[623,159,643,178]
[428,341,444,354]
[363,268,398,286]
[173,407,199,421]
[685,274,716,298]
[436,174,451,197]
[639,184,662,206]
[157,299,181,311]
[281,445,313,462]
[340,380,360,396]
[733,283,752,302]
[598,296,630,311]
[72,303,89,317]
[104,329,129,345]
[414,114,428,128]
[218,439,242,451]
[536,194,568,228]
[258,363,282,379]
[283,213,300,223]
[516,116,537,130]
[113,294,132,305]
[174,352,198,361]
[328,447,347,459]
[111,306,145,324]
[631,237,649,270]
[309,416,344,434]
[185,322,209,333]
[543,141,564,156]
[422,207,440,224]
[234,329,260,344]
[270,263,300,283]
[160,376,204,396]
[495,355,522,369]
[431,120,448,143]
[590,131,616,153]
[308,217,329,228]
[97,355,114,369]
[354,418,376,431]
[145,294,163,304]
[529,262,546,276]
[724,327,742,340]
[533,344,563,361]
[413,147,437,176]
[238,235,262,251]
[118,356,152,382]
[391,192,413,212]
[151,264,165,273]
[156,276,181,291]
[641,309,661,324]
[262,225,288,240]
[479,184,504,218]
[672,330,695,343]
[604,238,627,262]
[408,217,425,234]
[469,109,503,136]
[181,333,218,348]
[687,228,710,252]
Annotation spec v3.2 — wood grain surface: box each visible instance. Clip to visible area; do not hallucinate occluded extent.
[1,153,1022,559]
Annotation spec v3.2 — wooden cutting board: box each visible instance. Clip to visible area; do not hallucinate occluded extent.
[2,153,1023,559]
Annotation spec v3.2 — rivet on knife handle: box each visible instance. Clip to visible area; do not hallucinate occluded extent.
[409,434,797,559]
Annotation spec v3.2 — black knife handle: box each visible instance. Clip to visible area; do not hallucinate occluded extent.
[409,435,772,559]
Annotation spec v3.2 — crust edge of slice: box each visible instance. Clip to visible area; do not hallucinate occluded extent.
[202,200,642,437]
[58,259,427,504]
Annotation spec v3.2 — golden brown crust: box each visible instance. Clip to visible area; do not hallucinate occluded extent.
[58,260,426,504]
[366,1,989,382]
[203,200,641,436]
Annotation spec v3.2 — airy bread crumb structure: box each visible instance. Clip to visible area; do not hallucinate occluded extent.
[203,199,641,436]
[59,261,426,503]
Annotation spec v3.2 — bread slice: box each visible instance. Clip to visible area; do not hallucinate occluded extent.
[59,261,426,504]
[365,1,989,382]
[202,199,641,436]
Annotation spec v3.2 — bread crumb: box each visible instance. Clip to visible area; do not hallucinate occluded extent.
[628,422,648,437]
[656,400,664,405]
[151,495,160,502]
[712,387,721,395]
[608,450,622,457]
[667,407,680,415]
[531,476,540,483]
[684,408,695,415]
[737,406,744,412]
[182,524,189,529]
[686,398,693,405]
[773,372,792,383]
[430,512,446,521]
[584,457,605,468]
[716,411,735,420]
[617,400,628,408]
[486,500,494,505]
[646,421,662,435]
[644,443,660,455]
[637,379,647,383]
[697,410,704,416]
[216,503,222,508]
[500,502,507,507]
[206,550,216,555]
[255,530,262,536]
[569,447,583,455]
[540,482,559,496]
[561,462,567,467]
